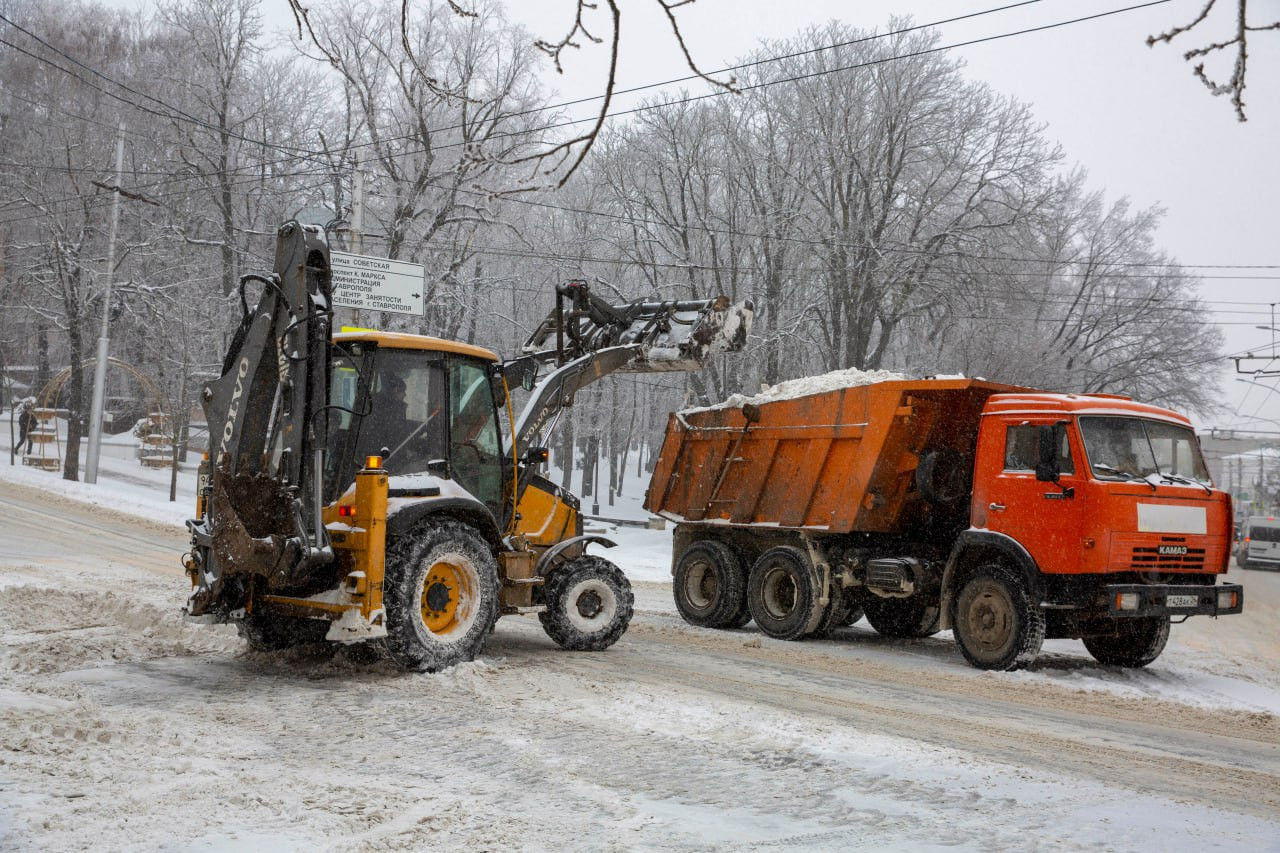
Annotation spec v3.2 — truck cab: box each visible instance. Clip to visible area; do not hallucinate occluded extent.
[972,393,1231,579]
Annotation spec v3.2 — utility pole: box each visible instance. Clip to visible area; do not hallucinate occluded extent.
[346,156,365,329]
[85,122,125,484]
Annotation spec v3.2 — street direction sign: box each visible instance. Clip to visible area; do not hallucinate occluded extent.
[330,251,426,316]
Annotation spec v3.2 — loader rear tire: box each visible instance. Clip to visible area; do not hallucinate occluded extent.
[747,547,822,641]
[863,595,940,639]
[673,540,747,629]
[1082,616,1170,668]
[540,556,634,651]
[380,519,500,672]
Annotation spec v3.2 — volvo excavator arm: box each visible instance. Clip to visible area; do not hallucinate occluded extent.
[511,280,753,457]
[186,221,334,618]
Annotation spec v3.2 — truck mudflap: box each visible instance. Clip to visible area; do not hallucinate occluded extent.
[1104,583,1243,618]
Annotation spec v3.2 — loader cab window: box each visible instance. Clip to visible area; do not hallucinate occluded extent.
[354,349,447,477]
[449,357,504,516]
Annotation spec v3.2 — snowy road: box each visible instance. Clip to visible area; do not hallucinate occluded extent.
[2,479,1279,850]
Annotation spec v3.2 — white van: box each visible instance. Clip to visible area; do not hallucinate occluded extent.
[1238,516,1280,570]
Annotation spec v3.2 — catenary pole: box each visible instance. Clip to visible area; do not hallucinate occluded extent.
[85,121,126,484]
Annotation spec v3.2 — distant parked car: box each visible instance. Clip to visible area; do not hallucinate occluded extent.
[1237,516,1280,570]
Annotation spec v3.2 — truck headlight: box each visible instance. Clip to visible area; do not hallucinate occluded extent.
[1217,590,1238,610]
[1116,592,1140,611]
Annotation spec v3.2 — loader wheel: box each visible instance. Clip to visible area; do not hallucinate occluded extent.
[673,540,747,629]
[238,613,329,651]
[1082,616,1170,668]
[540,556,634,651]
[380,519,500,672]
[952,563,1044,671]
[747,547,823,641]
[863,595,940,639]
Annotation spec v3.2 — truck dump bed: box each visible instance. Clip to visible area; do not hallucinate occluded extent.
[644,377,1022,534]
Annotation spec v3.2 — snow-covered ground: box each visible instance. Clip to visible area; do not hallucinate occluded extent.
[2,449,1279,850]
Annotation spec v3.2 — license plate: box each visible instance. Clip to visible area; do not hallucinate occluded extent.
[1166,594,1199,608]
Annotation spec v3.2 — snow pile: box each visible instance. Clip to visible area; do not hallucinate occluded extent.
[686,366,909,413]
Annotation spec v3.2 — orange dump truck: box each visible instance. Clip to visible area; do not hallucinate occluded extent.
[644,376,1243,670]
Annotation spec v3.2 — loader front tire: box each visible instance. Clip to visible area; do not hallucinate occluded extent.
[747,547,822,641]
[380,519,500,672]
[673,540,747,629]
[540,556,634,651]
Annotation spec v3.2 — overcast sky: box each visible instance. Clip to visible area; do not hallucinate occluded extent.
[492,0,1279,433]
[121,0,1278,431]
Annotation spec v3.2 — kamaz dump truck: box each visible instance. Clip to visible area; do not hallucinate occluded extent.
[183,221,751,671]
[644,375,1243,670]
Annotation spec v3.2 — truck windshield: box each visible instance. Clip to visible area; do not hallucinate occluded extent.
[1079,416,1210,484]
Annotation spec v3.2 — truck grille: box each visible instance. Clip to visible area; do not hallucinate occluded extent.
[1128,546,1205,570]
[1109,534,1211,571]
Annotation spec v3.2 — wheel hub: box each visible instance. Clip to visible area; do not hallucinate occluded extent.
[970,594,1011,650]
[425,580,452,614]
[576,589,604,619]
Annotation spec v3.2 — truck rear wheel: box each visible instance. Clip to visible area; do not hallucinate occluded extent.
[953,563,1044,670]
[810,586,852,638]
[747,547,822,641]
[1082,616,1170,667]
[673,540,747,629]
[540,556,634,651]
[863,595,940,638]
[380,519,501,672]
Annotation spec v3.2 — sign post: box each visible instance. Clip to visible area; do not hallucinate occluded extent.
[330,251,426,317]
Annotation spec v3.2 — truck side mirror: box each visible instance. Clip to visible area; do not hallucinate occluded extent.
[1035,424,1062,483]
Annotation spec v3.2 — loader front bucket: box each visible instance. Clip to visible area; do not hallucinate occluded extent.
[521,281,753,371]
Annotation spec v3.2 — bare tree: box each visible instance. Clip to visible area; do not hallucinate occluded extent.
[1148,0,1280,122]
[287,0,733,188]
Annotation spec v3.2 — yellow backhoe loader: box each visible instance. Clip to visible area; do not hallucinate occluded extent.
[182,221,751,671]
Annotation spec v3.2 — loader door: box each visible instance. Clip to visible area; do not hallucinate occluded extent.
[979,420,1084,574]
[449,357,507,520]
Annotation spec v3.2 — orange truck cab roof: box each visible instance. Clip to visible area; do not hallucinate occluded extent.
[981,392,1193,427]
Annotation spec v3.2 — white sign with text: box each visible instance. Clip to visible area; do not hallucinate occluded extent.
[330,251,426,316]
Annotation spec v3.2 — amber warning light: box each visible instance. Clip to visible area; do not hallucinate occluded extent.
[363,455,384,471]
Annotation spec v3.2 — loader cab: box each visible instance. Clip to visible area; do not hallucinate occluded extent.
[326,332,511,524]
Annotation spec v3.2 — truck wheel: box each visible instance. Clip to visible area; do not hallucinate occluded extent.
[238,613,329,651]
[540,556,634,651]
[810,586,851,638]
[1082,616,1170,667]
[863,596,940,638]
[380,519,501,672]
[673,540,747,628]
[839,591,870,625]
[747,547,822,641]
[952,563,1044,671]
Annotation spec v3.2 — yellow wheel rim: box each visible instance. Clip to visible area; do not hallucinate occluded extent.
[420,558,476,636]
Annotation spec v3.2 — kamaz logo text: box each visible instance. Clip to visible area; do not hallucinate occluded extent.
[1157,544,1188,556]
[217,356,251,458]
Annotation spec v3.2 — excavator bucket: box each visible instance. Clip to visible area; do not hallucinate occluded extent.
[522,281,753,371]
